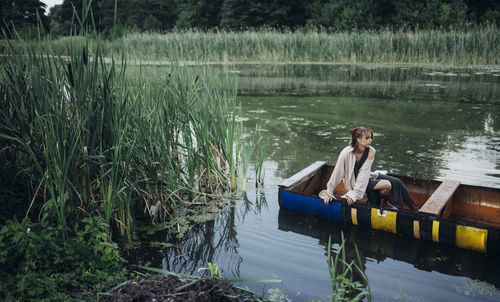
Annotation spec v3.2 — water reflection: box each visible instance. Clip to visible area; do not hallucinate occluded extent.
[128,166,500,301]
[238,94,500,187]
[239,190,269,219]
[130,64,500,301]
[278,209,500,288]
[129,190,269,277]
[230,64,500,105]
[233,64,500,187]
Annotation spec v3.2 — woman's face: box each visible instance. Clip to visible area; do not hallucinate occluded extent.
[356,131,373,148]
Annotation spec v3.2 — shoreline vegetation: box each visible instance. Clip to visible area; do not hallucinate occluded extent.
[0,28,270,299]
[14,25,497,67]
[0,24,496,300]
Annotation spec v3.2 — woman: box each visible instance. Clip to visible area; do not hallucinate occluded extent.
[320,127,420,211]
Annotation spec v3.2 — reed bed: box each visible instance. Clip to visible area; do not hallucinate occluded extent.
[0,32,261,239]
[3,27,497,67]
[19,25,496,66]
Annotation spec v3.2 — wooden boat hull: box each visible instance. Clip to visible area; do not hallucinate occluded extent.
[278,161,500,254]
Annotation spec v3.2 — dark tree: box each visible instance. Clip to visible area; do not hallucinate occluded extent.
[219,0,306,29]
[43,0,500,35]
[49,0,178,36]
[176,0,223,29]
[391,0,468,29]
[124,0,178,31]
[305,0,382,31]
[0,0,49,37]
[465,0,500,24]
[49,0,99,34]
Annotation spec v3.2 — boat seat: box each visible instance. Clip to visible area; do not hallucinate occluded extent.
[419,180,460,217]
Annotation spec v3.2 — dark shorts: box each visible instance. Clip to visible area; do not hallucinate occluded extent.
[367,177,381,192]
[366,173,411,205]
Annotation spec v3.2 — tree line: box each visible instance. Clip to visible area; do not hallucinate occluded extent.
[1,0,499,37]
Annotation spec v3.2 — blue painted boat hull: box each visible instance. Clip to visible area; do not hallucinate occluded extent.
[278,161,500,254]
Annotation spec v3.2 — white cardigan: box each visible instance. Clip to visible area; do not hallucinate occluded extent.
[326,146,374,202]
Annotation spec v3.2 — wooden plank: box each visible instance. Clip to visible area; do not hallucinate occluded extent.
[303,172,323,194]
[419,180,460,216]
[279,161,327,188]
[441,198,453,219]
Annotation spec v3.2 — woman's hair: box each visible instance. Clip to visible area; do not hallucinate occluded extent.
[350,127,373,151]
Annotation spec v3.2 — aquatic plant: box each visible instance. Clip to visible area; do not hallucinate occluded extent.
[197,262,223,279]
[254,130,269,187]
[0,27,264,235]
[327,233,372,302]
[0,24,267,302]
[239,140,257,192]
[0,5,273,301]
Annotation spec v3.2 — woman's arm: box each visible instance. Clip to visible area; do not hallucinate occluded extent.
[325,147,349,202]
[344,147,376,204]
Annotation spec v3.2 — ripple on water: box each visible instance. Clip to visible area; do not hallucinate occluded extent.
[235,116,250,122]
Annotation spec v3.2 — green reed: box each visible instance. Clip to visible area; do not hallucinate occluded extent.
[2,25,498,66]
[0,30,258,238]
[238,141,256,192]
[29,25,495,66]
[254,128,269,187]
[326,234,371,302]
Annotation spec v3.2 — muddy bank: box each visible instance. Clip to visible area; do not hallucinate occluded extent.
[101,275,266,302]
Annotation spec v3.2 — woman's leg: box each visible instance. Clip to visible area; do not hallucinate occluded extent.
[366,178,391,205]
[377,174,420,211]
[372,179,396,209]
[373,180,391,196]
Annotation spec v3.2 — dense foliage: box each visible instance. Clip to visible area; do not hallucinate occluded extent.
[1,0,498,37]
[0,0,49,38]
[0,217,126,300]
[45,0,500,36]
[0,13,255,298]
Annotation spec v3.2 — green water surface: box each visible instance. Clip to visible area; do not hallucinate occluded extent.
[133,64,500,302]
[236,64,500,188]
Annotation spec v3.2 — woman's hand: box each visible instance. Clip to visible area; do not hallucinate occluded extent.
[346,195,355,205]
[319,190,333,205]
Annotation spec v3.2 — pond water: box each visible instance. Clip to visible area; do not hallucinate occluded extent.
[130,64,500,301]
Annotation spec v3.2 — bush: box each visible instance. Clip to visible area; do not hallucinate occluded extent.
[0,217,127,301]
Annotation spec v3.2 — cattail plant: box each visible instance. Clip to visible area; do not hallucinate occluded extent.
[0,32,263,239]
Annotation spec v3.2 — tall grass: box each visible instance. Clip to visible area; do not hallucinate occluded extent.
[17,25,496,66]
[254,130,269,187]
[326,234,371,302]
[0,31,258,238]
[2,26,499,66]
[238,141,256,192]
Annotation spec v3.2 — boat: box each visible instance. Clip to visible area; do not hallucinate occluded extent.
[278,209,500,286]
[278,161,500,254]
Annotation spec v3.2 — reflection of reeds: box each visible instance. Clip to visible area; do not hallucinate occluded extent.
[235,64,500,104]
